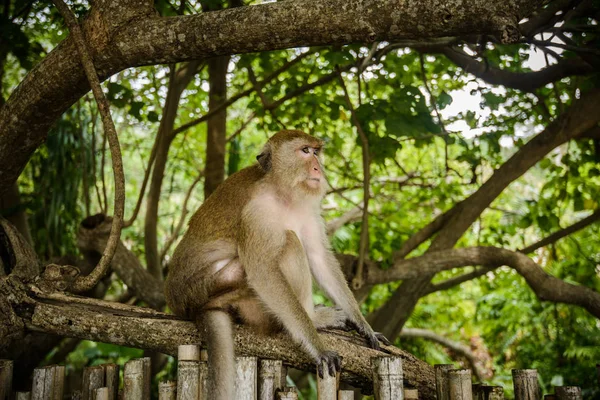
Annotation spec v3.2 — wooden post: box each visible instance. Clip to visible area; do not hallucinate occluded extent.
[316,359,340,400]
[258,359,285,400]
[235,356,258,400]
[159,381,177,400]
[0,360,13,400]
[473,385,504,400]
[198,361,209,400]
[435,364,454,400]
[123,359,146,400]
[555,387,582,400]
[82,366,104,400]
[177,360,200,400]
[276,387,298,400]
[338,390,354,400]
[512,369,539,400]
[102,364,119,400]
[405,388,419,399]
[178,345,201,361]
[448,369,472,400]
[141,357,151,400]
[94,388,109,400]
[31,367,48,400]
[50,366,65,400]
[371,356,403,400]
[16,393,31,400]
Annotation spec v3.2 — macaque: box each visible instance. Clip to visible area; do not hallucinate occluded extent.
[165,130,387,399]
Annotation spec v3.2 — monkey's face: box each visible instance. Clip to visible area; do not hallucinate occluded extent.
[296,143,323,190]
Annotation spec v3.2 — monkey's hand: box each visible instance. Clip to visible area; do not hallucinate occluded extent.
[349,320,391,350]
[316,350,341,378]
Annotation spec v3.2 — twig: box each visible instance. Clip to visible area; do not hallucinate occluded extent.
[52,0,125,293]
[226,112,256,143]
[337,66,371,291]
[123,137,158,227]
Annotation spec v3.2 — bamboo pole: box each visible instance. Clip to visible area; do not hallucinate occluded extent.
[235,356,258,400]
[123,359,146,400]
[371,356,404,400]
[435,364,454,400]
[159,381,177,400]
[316,359,340,400]
[82,366,104,400]
[177,360,200,400]
[448,369,472,400]
[102,364,119,400]
[512,370,539,400]
[258,359,286,400]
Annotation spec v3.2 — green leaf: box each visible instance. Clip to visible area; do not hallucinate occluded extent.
[436,91,453,110]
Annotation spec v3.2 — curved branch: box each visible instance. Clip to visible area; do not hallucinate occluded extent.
[400,328,490,381]
[423,267,492,294]
[440,46,593,93]
[375,246,600,318]
[0,0,546,194]
[51,0,125,293]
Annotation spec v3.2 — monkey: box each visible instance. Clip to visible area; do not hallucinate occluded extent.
[165,130,388,400]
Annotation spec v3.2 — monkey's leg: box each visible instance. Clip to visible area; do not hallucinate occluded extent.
[201,309,235,400]
[312,305,353,331]
[241,229,340,377]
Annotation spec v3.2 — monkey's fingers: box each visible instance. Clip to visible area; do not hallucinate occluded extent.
[317,350,341,378]
[365,331,381,351]
[375,332,391,346]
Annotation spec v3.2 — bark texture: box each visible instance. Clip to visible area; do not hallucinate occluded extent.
[1,289,436,399]
[0,0,545,194]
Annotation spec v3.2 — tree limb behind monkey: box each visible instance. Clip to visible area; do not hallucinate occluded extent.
[165,130,388,400]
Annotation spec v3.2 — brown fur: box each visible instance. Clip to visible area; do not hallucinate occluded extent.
[165,130,383,400]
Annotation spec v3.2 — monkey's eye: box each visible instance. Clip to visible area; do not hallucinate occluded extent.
[314,149,319,156]
[302,147,310,154]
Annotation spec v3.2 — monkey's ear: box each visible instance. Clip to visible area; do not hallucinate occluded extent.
[256,145,272,172]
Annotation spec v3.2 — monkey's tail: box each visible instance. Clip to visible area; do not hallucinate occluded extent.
[203,309,235,400]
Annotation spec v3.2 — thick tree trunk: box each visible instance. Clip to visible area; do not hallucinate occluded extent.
[0,184,33,246]
[144,62,201,279]
[204,56,230,198]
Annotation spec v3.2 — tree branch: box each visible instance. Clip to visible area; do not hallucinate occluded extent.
[373,246,600,318]
[0,0,546,194]
[520,209,600,254]
[439,46,593,93]
[6,289,436,398]
[51,0,125,293]
[400,328,490,381]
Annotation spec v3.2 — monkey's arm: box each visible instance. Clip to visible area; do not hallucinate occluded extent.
[239,204,340,376]
[306,224,388,349]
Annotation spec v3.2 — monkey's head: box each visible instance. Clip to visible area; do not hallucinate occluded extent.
[257,130,326,197]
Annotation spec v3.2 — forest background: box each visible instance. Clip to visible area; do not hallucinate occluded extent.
[0,0,599,398]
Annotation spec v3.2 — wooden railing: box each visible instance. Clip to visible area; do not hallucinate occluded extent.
[0,348,594,399]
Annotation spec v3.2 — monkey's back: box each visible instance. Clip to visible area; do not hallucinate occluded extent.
[166,164,265,317]
[188,164,264,242]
